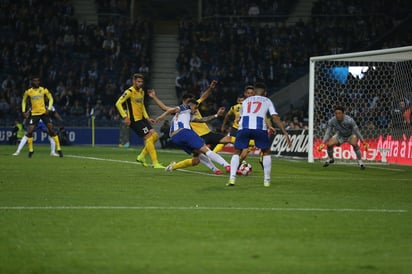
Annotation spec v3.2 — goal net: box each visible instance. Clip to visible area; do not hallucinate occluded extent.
[308,46,412,165]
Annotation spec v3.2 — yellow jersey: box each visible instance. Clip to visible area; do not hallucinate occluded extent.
[115,86,149,121]
[227,103,242,130]
[21,86,53,116]
[190,98,211,136]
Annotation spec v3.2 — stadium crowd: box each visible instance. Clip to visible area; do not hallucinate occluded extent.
[0,0,411,131]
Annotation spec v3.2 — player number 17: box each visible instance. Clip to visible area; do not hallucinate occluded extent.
[246,101,262,113]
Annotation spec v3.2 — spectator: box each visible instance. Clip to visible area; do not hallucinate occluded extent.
[248,2,260,16]
[399,100,411,129]
[70,99,85,116]
[189,51,202,74]
[1,75,15,92]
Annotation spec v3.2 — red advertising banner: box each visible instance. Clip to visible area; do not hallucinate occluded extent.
[221,130,412,165]
[314,134,412,165]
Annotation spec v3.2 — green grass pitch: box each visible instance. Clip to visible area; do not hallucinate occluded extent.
[1,145,411,274]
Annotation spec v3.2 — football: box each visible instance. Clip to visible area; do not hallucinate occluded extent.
[239,161,253,176]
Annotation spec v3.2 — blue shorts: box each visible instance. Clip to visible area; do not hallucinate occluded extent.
[171,129,205,154]
[234,129,270,150]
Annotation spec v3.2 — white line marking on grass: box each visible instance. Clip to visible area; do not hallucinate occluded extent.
[66,155,221,176]
[67,155,138,165]
[0,206,407,213]
[318,161,406,172]
[361,165,406,172]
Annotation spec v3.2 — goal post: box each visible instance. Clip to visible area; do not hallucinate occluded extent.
[308,46,412,165]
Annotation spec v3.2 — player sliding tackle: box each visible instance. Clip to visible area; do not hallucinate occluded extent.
[317,105,370,170]
[155,99,230,173]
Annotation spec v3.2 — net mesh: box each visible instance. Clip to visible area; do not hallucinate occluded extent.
[313,60,412,161]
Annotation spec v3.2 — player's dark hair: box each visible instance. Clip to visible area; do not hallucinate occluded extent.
[334,105,345,112]
[182,93,195,100]
[254,82,267,95]
[132,73,144,80]
[244,85,254,91]
[254,82,266,90]
[187,99,198,105]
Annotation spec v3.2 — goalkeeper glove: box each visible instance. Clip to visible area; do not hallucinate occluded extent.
[317,143,325,151]
[363,142,370,150]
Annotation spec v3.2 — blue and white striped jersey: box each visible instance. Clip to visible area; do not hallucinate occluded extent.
[238,95,277,130]
[169,104,193,133]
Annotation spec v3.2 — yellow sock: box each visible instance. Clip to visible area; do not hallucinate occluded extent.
[28,137,33,152]
[145,134,159,164]
[52,135,61,151]
[139,147,147,157]
[173,159,193,170]
[140,133,158,157]
[213,143,224,153]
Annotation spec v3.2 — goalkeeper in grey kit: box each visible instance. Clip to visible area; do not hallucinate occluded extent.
[317,105,369,170]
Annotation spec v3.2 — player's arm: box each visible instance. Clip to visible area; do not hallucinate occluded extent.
[220,108,232,132]
[271,114,292,147]
[155,106,179,123]
[198,80,218,102]
[45,89,54,111]
[115,90,130,125]
[265,117,276,134]
[192,107,225,123]
[147,89,169,111]
[318,122,332,151]
[352,124,369,149]
[21,91,28,118]
[143,104,152,122]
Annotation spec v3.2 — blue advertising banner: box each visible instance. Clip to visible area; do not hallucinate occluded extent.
[0,127,143,146]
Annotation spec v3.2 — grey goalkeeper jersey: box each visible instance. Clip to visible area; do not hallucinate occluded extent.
[322,114,364,143]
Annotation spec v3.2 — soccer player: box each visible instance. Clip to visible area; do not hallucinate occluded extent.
[155,99,230,172]
[115,73,164,168]
[218,86,256,144]
[21,75,63,158]
[148,80,231,174]
[13,119,59,156]
[214,93,246,153]
[214,85,274,167]
[228,83,291,187]
[317,105,369,170]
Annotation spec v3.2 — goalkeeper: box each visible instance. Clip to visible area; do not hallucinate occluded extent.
[317,105,369,170]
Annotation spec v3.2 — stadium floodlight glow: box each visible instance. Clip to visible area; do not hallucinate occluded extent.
[308,46,412,165]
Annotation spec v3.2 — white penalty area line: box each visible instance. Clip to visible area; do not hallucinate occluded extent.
[315,161,406,172]
[0,206,407,213]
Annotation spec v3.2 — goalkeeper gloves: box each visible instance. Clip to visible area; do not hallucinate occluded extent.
[317,143,325,151]
[363,142,370,150]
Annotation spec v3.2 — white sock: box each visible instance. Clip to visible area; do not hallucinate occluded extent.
[16,135,28,153]
[230,154,240,179]
[205,150,229,167]
[199,153,218,171]
[49,136,56,154]
[263,155,271,182]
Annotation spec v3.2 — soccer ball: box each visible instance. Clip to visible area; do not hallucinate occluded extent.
[238,161,253,176]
